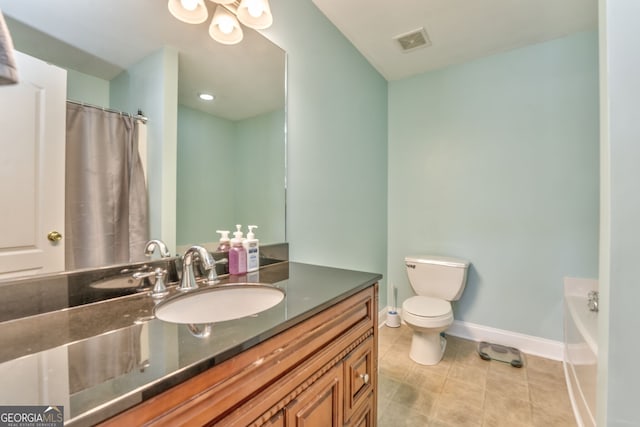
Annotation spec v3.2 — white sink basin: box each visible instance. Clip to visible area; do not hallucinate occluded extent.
[154,283,285,324]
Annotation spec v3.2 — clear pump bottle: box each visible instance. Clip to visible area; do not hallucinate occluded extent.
[243,225,259,272]
[216,230,231,274]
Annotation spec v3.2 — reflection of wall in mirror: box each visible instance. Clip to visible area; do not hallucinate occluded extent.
[176,105,285,247]
[17,47,286,258]
[67,68,110,107]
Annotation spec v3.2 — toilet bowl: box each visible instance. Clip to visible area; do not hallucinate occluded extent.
[402,255,469,365]
[402,295,454,365]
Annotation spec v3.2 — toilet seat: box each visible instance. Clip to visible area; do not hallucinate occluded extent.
[402,296,453,329]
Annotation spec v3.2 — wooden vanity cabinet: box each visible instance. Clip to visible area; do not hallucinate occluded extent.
[343,336,375,423]
[99,284,378,427]
[284,362,343,427]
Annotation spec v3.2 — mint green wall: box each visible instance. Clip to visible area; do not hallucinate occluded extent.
[235,109,286,244]
[176,105,235,246]
[110,47,179,252]
[66,69,109,106]
[598,1,640,425]
[176,107,285,246]
[264,0,389,305]
[388,31,599,341]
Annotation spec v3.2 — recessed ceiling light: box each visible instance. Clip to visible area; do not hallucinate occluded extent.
[199,93,215,101]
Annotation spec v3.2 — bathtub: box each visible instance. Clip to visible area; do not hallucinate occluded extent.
[563,277,598,427]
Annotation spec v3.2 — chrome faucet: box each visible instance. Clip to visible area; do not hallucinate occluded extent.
[144,239,171,258]
[180,245,215,291]
[144,239,181,283]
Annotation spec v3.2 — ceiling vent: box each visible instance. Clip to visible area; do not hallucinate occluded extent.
[393,27,431,52]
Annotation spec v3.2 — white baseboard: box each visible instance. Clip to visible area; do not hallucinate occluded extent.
[447,319,564,361]
[378,307,388,328]
[379,307,405,328]
[377,306,563,361]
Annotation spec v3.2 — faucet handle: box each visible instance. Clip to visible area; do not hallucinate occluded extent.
[150,268,169,298]
[132,268,155,287]
[133,267,169,298]
[206,258,228,285]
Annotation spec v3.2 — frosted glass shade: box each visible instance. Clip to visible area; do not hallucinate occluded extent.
[167,0,208,24]
[209,6,243,45]
[237,0,273,30]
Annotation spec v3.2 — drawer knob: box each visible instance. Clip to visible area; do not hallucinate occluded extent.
[359,373,369,384]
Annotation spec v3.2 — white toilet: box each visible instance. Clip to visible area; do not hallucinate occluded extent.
[402,255,470,365]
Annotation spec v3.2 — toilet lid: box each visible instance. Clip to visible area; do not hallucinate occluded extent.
[404,296,451,317]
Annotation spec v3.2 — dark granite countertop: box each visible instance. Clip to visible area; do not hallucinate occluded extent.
[0,262,381,426]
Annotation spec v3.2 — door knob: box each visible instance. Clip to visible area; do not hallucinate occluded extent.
[47,231,63,242]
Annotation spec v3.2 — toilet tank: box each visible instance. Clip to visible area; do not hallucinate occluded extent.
[405,255,470,301]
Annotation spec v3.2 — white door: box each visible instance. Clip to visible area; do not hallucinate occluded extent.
[0,51,66,278]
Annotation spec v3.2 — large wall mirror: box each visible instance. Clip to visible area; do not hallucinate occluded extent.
[1,0,286,269]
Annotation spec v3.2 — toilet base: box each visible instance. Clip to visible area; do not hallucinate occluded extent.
[409,331,447,365]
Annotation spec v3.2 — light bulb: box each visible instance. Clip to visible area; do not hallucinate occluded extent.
[218,16,235,34]
[180,0,199,11]
[247,0,263,18]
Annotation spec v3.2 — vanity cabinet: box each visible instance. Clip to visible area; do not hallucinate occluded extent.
[284,362,343,426]
[99,284,378,426]
[343,336,375,422]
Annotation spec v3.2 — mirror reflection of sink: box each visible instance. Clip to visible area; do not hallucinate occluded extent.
[90,276,137,290]
[154,283,285,324]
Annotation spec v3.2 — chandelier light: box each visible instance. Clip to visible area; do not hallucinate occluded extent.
[237,0,272,30]
[167,0,273,45]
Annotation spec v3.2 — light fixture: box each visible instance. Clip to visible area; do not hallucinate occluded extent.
[237,0,272,30]
[167,0,273,45]
[198,93,215,101]
[168,0,208,24]
[209,6,243,45]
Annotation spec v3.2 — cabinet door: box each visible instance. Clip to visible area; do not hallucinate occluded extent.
[0,51,66,278]
[264,410,285,427]
[345,393,374,427]
[343,337,375,423]
[285,363,343,427]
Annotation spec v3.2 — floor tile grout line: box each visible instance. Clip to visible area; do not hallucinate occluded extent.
[377,324,577,427]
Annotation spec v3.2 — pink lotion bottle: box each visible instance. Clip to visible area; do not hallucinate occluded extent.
[228,225,247,275]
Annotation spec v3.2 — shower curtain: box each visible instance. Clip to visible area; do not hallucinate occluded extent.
[65,102,149,270]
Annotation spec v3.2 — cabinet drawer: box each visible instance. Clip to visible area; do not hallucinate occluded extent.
[343,336,375,423]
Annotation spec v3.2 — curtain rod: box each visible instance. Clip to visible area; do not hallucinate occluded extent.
[67,99,148,123]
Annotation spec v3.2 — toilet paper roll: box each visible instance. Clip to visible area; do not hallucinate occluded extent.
[386,311,401,328]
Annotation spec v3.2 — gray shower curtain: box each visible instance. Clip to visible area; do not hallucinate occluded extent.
[65,103,149,270]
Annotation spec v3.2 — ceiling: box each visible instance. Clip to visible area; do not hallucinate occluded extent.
[312,0,598,81]
[1,0,599,117]
[1,0,285,121]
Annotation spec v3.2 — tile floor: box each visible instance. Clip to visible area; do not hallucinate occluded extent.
[377,325,577,427]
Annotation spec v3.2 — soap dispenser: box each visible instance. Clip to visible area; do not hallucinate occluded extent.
[244,225,259,272]
[216,230,231,274]
[215,230,231,252]
[228,225,247,275]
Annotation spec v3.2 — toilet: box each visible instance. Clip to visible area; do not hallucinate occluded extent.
[402,255,470,365]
